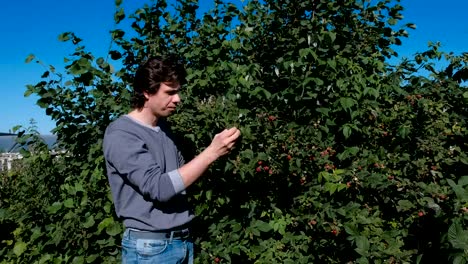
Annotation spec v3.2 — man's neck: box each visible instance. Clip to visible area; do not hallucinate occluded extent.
[128,108,159,128]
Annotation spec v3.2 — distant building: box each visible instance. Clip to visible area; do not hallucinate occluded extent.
[0,132,57,171]
[0,152,23,171]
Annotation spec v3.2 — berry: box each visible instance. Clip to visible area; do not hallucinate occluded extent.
[418,211,424,217]
[300,178,306,185]
[256,167,262,172]
[214,257,220,263]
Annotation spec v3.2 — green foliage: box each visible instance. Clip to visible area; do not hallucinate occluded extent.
[1,0,468,263]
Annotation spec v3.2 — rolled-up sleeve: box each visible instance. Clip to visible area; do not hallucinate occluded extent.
[168,169,185,194]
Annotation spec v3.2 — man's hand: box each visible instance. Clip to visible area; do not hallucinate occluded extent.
[207,127,241,159]
[178,127,241,188]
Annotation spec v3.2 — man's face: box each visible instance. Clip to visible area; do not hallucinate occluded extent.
[144,82,181,118]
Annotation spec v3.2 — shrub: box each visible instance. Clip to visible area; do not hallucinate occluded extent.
[1,0,468,263]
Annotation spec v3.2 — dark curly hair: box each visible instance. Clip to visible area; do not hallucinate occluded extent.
[131,55,187,109]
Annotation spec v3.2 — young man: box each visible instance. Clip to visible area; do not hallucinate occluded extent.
[103,55,241,263]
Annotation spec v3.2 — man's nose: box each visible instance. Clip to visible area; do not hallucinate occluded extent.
[173,94,181,103]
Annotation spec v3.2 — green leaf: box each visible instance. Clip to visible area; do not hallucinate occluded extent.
[96,57,105,66]
[340,97,355,110]
[316,108,330,116]
[447,179,468,201]
[232,223,242,233]
[326,32,337,43]
[106,222,122,236]
[24,84,35,97]
[64,198,74,208]
[83,216,95,228]
[452,255,466,264]
[344,223,359,236]
[458,176,468,186]
[251,87,271,99]
[114,8,125,24]
[231,39,241,50]
[224,161,234,172]
[337,147,359,160]
[25,54,35,63]
[13,241,27,256]
[357,257,370,264]
[397,125,410,138]
[72,256,85,264]
[324,182,338,195]
[256,220,272,232]
[299,48,309,58]
[313,78,324,86]
[355,236,370,256]
[98,217,114,233]
[86,254,99,263]
[257,152,268,161]
[206,190,212,201]
[47,202,63,214]
[343,125,352,139]
[39,254,53,263]
[242,149,254,159]
[58,32,71,42]
[185,134,195,142]
[448,221,468,250]
[396,200,414,212]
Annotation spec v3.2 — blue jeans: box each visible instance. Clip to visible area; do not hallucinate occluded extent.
[121,229,194,264]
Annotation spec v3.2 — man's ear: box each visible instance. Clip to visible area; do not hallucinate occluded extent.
[143,92,150,100]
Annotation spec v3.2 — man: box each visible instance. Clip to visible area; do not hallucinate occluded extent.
[103,55,241,263]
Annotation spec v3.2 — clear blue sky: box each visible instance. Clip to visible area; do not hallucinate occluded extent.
[1,0,467,135]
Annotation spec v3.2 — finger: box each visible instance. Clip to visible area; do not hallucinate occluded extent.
[222,128,237,137]
[227,127,240,134]
[229,129,241,140]
[227,142,236,149]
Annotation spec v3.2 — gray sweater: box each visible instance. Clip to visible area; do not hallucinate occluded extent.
[103,115,193,231]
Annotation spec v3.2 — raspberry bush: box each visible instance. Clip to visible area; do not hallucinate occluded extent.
[1,0,468,263]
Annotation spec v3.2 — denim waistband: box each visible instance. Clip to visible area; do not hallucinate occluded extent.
[126,228,190,240]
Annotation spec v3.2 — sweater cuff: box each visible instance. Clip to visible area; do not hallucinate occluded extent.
[168,169,185,194]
